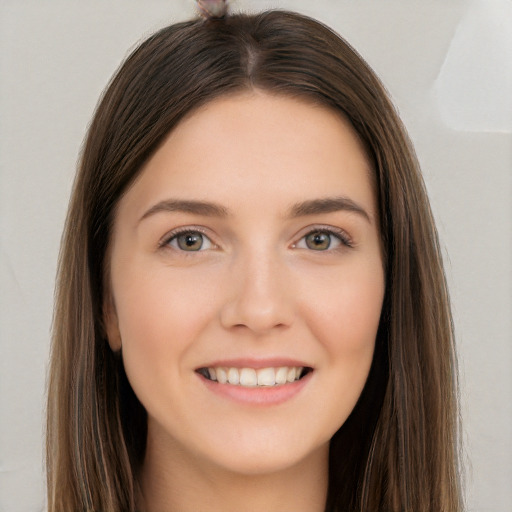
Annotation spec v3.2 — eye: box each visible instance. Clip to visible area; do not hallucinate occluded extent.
[294,229,351,251]
[165,230,213,252]
[305,231,334,250]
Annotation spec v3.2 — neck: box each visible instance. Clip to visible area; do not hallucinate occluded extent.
[139,426,329,512]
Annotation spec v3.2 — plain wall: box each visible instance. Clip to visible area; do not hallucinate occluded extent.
[1,1,511,510]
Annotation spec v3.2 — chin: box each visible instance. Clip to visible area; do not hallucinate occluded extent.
[193,427,331,477]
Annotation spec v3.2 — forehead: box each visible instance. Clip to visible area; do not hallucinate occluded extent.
[119,91,376,220]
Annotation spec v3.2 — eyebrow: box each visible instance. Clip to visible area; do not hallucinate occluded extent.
[139,199,229,222]
[288,196,372,223]
[139,196,371,223]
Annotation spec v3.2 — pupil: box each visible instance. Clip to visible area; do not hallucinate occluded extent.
[307,232,330,250]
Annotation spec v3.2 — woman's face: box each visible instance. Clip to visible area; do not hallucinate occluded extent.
[105,91,385,476]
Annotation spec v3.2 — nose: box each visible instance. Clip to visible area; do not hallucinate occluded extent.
[219,251,294,335]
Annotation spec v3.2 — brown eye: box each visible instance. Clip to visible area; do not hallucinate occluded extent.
[305,231,332,250]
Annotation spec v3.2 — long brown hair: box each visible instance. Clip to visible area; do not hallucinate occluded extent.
[47,10,462,511]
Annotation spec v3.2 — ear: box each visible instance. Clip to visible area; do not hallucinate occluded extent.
[103,292,122,352]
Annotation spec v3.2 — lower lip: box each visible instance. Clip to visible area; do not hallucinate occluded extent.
[198,372,313,406]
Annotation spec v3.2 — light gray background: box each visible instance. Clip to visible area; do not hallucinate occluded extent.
[1,1,511,510]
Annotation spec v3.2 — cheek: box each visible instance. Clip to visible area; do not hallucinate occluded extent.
[111,265,221,389]
[304,269,383,426]
[299,259,384,421]
[115,263,219,337]
[300,262,384,354]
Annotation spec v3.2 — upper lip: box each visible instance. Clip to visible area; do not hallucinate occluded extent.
[197,358,312,369]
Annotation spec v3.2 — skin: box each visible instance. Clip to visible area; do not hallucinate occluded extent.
[105,91,385,512]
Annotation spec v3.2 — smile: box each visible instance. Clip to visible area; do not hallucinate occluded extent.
[197,366,311,387]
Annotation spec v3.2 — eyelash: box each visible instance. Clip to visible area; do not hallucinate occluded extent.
[159,226,354,253]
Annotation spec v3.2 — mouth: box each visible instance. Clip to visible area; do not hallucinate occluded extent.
[196,366,313,387]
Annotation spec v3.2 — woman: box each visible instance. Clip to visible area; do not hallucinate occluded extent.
[46,2,462,510]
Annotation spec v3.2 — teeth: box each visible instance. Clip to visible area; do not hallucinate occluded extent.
[227,367,240,385]
[239,368,257,386]
[216,367,228,384]
[257,367,275,386]
[203,366,306,387]
[275,367,288,385]
[287,367,297,383]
